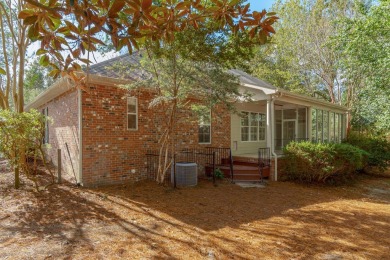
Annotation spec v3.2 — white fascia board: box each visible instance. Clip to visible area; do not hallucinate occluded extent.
[24,74,133,111]
[276,89,348,113]
[25,77,74,111]
[242,83,277,95]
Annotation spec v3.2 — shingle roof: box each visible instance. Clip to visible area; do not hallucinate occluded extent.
[88,52,149,81]
[88,52,277,89]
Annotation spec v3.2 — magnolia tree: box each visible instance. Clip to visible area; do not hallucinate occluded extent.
[20,0,278,78]
[20,0,278,183]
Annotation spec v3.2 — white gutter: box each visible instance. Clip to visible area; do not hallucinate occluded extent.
[276,89,348,111]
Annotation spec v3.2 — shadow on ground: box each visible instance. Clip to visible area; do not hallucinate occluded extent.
[1,170,389,259]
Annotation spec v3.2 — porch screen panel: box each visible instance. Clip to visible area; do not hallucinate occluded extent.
[338,114,343,142]
[323,111,329,142]
[334,113,339,142]
[329,112,335,142]
[275,110,282,150]
[311,109,317,142]
[283,109,296,120]
[298,108,307,140]
[258,114,266,141]
[241,112,249,141]
[317,109,323,143]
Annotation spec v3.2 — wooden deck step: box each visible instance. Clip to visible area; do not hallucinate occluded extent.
[205,164,270,180]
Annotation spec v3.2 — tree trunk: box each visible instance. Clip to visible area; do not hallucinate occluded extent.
[14,166,19,189]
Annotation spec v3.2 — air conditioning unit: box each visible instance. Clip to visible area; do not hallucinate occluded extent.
[171,162,198,187]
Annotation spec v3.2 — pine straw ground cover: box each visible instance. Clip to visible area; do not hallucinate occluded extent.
[0,160,390,259]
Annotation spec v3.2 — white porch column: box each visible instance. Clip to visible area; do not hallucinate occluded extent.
[266,98,274,153]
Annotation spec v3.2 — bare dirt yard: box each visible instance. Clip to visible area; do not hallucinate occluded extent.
[1,161,389,259]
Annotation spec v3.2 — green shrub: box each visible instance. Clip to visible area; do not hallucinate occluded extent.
[283,141,368,183]
[344,132,390,171]
[214,168,224,179]
[0,109,54,190]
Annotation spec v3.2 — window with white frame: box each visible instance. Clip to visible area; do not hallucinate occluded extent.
[241,111,266,142]
[198,110,211,144]
[127,97,138,130]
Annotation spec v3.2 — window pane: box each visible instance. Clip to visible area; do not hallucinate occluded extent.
[128,114,137,129]
[259,114,266,127]
[241,127,249,141]
[250,127,258,141]
[200,133,211,144]
[250,113,258,126]
[199,125,211,143]
[259,127,265,140]
[199,125,210,134]
[241,112,249,126]
[127,97,137,113]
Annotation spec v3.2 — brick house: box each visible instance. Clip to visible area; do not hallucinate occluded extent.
[26,53,348,186]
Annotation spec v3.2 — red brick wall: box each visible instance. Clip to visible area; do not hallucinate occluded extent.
[81,84,231,186]
[38,89,80,184]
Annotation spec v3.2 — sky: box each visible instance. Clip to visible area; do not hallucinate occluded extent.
[247,0,277,11]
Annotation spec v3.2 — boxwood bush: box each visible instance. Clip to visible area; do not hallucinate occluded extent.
[344,132,390,171]
[283,141,368,183]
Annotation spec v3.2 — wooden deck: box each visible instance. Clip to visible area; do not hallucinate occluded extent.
[205,155,270,181]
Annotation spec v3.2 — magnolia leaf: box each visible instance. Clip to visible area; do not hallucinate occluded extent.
[48,69,60,78]
[18,10,34,19]
[27,23,39,41]
[0,67,6,75]
[229,0,240,7]
[39,55,50,66]
[23,15,38,26]
[264,25,275,34]
[142,0,152,10]
[266,12,276,16]
[108,0,126,18]
[36,49,47,55]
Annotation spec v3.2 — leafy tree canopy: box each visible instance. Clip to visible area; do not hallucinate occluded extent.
[19,0,278,81]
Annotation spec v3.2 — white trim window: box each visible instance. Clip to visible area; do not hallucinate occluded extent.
[198,110,211,144]
[241,111,266,142]
[127,97,138,130]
